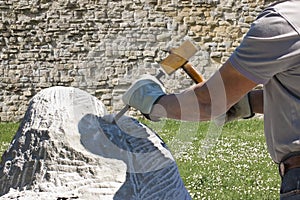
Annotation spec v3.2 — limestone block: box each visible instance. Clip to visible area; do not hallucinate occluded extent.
[134,10,148,20]
[244,16,255,23]
[23,89,33,97]
[0,86,191,200]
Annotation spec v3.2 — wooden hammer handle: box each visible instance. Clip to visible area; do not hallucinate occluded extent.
[182,63,204,84]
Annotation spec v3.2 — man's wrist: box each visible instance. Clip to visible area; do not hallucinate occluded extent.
[150,95,169,119]
[248,89,264,114]
[242,92,255,119]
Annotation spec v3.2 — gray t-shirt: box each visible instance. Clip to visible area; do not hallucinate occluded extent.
[229,0,300,163]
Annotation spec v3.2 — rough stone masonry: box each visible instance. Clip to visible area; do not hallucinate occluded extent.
[0,0,265,122]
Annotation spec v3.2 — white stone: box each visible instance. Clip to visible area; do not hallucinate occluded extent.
[0,86,191,200]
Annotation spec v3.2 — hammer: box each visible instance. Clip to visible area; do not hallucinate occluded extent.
[114,40,204,122]
[160,40,204,83]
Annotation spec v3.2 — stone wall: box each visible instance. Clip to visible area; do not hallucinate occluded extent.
[0,0,265,122]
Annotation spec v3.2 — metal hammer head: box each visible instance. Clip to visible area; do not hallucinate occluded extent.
[160,40,198,75]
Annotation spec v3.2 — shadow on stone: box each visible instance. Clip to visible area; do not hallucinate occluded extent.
[79,114,191,199]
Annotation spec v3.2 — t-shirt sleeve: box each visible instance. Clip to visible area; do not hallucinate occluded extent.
[229,7,300,84]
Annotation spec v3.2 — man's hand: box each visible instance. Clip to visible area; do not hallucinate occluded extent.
[225,93,255,122]
[215,93,255,125]
[122,75,166,115]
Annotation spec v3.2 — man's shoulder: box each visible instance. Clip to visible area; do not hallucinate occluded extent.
[271,0,300,35]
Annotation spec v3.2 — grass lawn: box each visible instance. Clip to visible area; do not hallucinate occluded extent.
[0,119,280,199]
[0,123,19,156]
[143,119,280,200]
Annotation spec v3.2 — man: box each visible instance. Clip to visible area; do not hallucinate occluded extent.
[121,1,300,199]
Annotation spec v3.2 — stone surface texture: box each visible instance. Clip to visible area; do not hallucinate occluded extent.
[0,0,266,122]
[0,86,190,199]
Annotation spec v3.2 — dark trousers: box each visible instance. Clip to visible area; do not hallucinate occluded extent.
[280,168,300,199]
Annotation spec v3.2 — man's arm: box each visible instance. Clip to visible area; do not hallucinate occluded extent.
[151,60,260,121]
